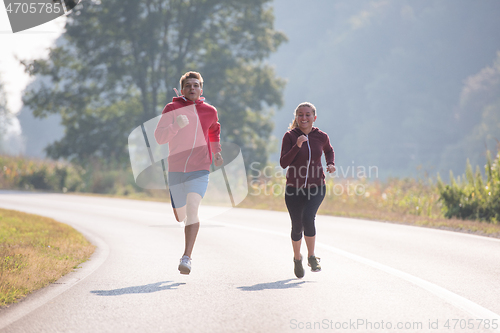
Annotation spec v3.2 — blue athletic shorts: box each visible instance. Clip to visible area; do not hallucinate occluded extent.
[168,170,210,208]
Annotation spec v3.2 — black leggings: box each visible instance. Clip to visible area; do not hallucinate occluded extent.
[285,185,326,241]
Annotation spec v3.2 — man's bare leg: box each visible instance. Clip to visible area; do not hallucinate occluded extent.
[173,206,186,222]
[183,192,202,258]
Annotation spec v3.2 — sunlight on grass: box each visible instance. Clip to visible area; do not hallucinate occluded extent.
[0,208,95,307]
[1,154,499,238]
[238,175,500,238]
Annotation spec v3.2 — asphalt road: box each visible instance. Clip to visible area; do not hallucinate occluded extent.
[0,191,499,333]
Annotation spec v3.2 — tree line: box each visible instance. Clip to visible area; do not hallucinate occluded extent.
[22,0,287,171]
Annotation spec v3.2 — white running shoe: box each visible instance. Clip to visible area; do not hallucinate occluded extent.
[178,255,191,275]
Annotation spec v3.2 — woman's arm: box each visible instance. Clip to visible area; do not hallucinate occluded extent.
[280,133,301,168]
[323,134,335,167]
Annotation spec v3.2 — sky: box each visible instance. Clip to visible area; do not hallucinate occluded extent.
[0,2,65,135]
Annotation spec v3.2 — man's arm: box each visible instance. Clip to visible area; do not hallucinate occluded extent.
[208,117,222,166]
[154,109,183,144]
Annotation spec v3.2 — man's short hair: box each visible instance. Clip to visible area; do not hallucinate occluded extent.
[180,71,204,89]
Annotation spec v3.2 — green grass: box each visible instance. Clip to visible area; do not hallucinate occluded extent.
[0,208,95,307]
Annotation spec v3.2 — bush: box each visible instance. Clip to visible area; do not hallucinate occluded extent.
[0,155,143,196]
[0,155,84,192]
[437,150,500,223]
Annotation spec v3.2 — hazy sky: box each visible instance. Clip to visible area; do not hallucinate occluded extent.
[0,4,65,133]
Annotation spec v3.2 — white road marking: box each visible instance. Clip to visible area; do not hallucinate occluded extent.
[212,220,500,327]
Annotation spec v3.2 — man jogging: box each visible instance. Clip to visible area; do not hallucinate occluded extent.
[155,71,223,274]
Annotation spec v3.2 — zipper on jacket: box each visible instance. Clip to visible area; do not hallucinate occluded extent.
[304,134,311,187]
[183,103,199,172]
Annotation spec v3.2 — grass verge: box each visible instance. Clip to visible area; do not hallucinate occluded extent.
[72,188,500,239]
[0,208,95,307]
[239,182,500,239]
[2,153,499,239]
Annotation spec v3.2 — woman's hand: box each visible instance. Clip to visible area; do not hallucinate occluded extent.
[214,152,224,167]
[326,164,336,173]
[296,135,308,148]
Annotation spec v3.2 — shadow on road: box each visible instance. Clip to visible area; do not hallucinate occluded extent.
[237,279,308,291]
[149,224,224,228]
[91,281,185,296]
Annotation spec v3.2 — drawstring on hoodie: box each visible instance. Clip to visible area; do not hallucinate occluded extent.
[304,134,311,187]
[173,88,202,172]
[183,106,199,172]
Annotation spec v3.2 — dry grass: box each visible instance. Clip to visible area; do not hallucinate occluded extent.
[316,204,500,238]
[0,208,95,307]
[68,177,500,239]
[2,154,498,237]
[237,179,500,239]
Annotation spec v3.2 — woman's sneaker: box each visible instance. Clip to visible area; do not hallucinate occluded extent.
[178,255,191,275]
[293,256,305,278]
[308,255,321,272]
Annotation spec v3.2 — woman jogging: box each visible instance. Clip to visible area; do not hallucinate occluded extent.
[280,102,335,278]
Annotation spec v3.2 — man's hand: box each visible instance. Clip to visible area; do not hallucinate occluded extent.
[326,164,336,173]
[214,152,224,167]
[176,115,189,128]
[296,135,308,148]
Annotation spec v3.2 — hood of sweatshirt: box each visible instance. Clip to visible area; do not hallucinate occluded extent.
[172,96,206,105]
[291,127,318,136]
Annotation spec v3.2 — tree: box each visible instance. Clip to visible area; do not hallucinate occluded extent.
[0,73,11,153]
[22,0,286,169]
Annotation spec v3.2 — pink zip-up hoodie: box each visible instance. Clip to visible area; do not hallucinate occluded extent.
[154,96,221,172]
[280,127,334,188]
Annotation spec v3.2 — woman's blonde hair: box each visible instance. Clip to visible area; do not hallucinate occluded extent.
[288,102,317,130]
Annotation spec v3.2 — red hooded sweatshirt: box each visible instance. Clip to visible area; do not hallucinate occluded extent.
[154,96,221,172]
[280,127,334,188]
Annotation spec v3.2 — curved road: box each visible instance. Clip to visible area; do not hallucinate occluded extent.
[0,191,499,332]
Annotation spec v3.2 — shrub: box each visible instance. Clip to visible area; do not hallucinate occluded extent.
[437,150,500,223]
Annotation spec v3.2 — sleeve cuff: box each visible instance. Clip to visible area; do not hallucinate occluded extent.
[210,141,222,154]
